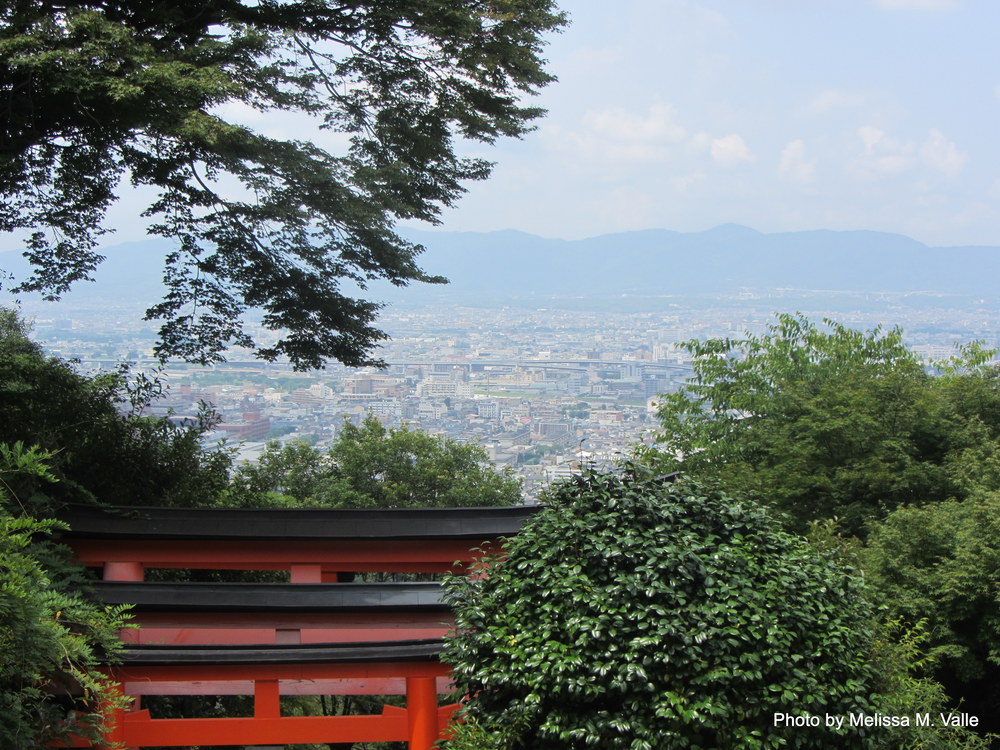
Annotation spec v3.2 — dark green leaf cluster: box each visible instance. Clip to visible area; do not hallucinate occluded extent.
[863,497,1000,726]
[442,470,879,749]
[227,413,521,508]
[864,618,994,750]
[0,1,565,368]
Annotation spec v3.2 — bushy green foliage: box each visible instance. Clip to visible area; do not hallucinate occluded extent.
[866,619,993,750]
[228,414,521,508]
[442,470,879,749]
[643,314,1000,741]
[806,520,992,749]
[437,714,525,750]
[648,313,1000,534]
[0,1,565,369]
[0,444,132,748]
[863,497,1000,729]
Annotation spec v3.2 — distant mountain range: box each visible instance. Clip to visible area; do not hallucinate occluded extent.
[3,224,999,308]
[397,224,998,301]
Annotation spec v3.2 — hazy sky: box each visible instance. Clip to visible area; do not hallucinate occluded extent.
[412,0,1000,247]
[71,1,1000,250]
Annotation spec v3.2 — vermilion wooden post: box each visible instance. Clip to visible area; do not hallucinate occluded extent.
[289,564,322,583]
[102,563,144,645]
[406,676,438,750]
[254,679,280,719]
[103,561,144,581]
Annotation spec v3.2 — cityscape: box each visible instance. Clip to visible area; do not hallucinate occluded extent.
[16,287,1000,501]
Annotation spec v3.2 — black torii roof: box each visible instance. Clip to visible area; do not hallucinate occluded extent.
[119,639,445,665]
[58,503,541,541]
[93,581,448,612]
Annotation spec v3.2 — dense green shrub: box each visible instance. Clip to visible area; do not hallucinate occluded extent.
[442,470,880,749]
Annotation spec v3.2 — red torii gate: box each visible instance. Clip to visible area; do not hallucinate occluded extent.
[58,504,538,750]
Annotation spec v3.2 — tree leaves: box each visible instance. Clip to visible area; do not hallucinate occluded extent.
[0,449,132,747]
[647,313,1000,534]
[227,414,522,508]
[0,1,566,368]
[442,470,879,749]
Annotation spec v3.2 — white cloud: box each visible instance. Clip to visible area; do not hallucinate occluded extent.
[859,125,888,154]
[920,128,967,176]
[803,90,867,116]
[584,103,687,143]
[876,0,961,9]
[541,124,657,165]
[851,126,916,178]
[670,172,707,193]
[545,103,688,165]
[709,134,755,167]
[689,132,713,152]
[851,126,966,179]
[778,140,816,184]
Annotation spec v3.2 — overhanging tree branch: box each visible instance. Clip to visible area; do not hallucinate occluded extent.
[0,0,565,369]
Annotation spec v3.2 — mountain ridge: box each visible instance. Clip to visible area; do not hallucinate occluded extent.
[2,225,998,307]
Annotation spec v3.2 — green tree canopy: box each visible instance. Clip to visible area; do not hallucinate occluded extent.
[442,471,881,749]
[647,313,1000,534]
[0,1,565,368]
[0,308,231,511]
[229,414,521,507]
[863,496,1000,733]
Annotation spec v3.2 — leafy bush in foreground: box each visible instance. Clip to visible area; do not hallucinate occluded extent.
[442,471,879,749]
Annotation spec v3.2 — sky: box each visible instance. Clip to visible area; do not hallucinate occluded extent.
[55,0,1000,251]
[409,0,1000,247]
